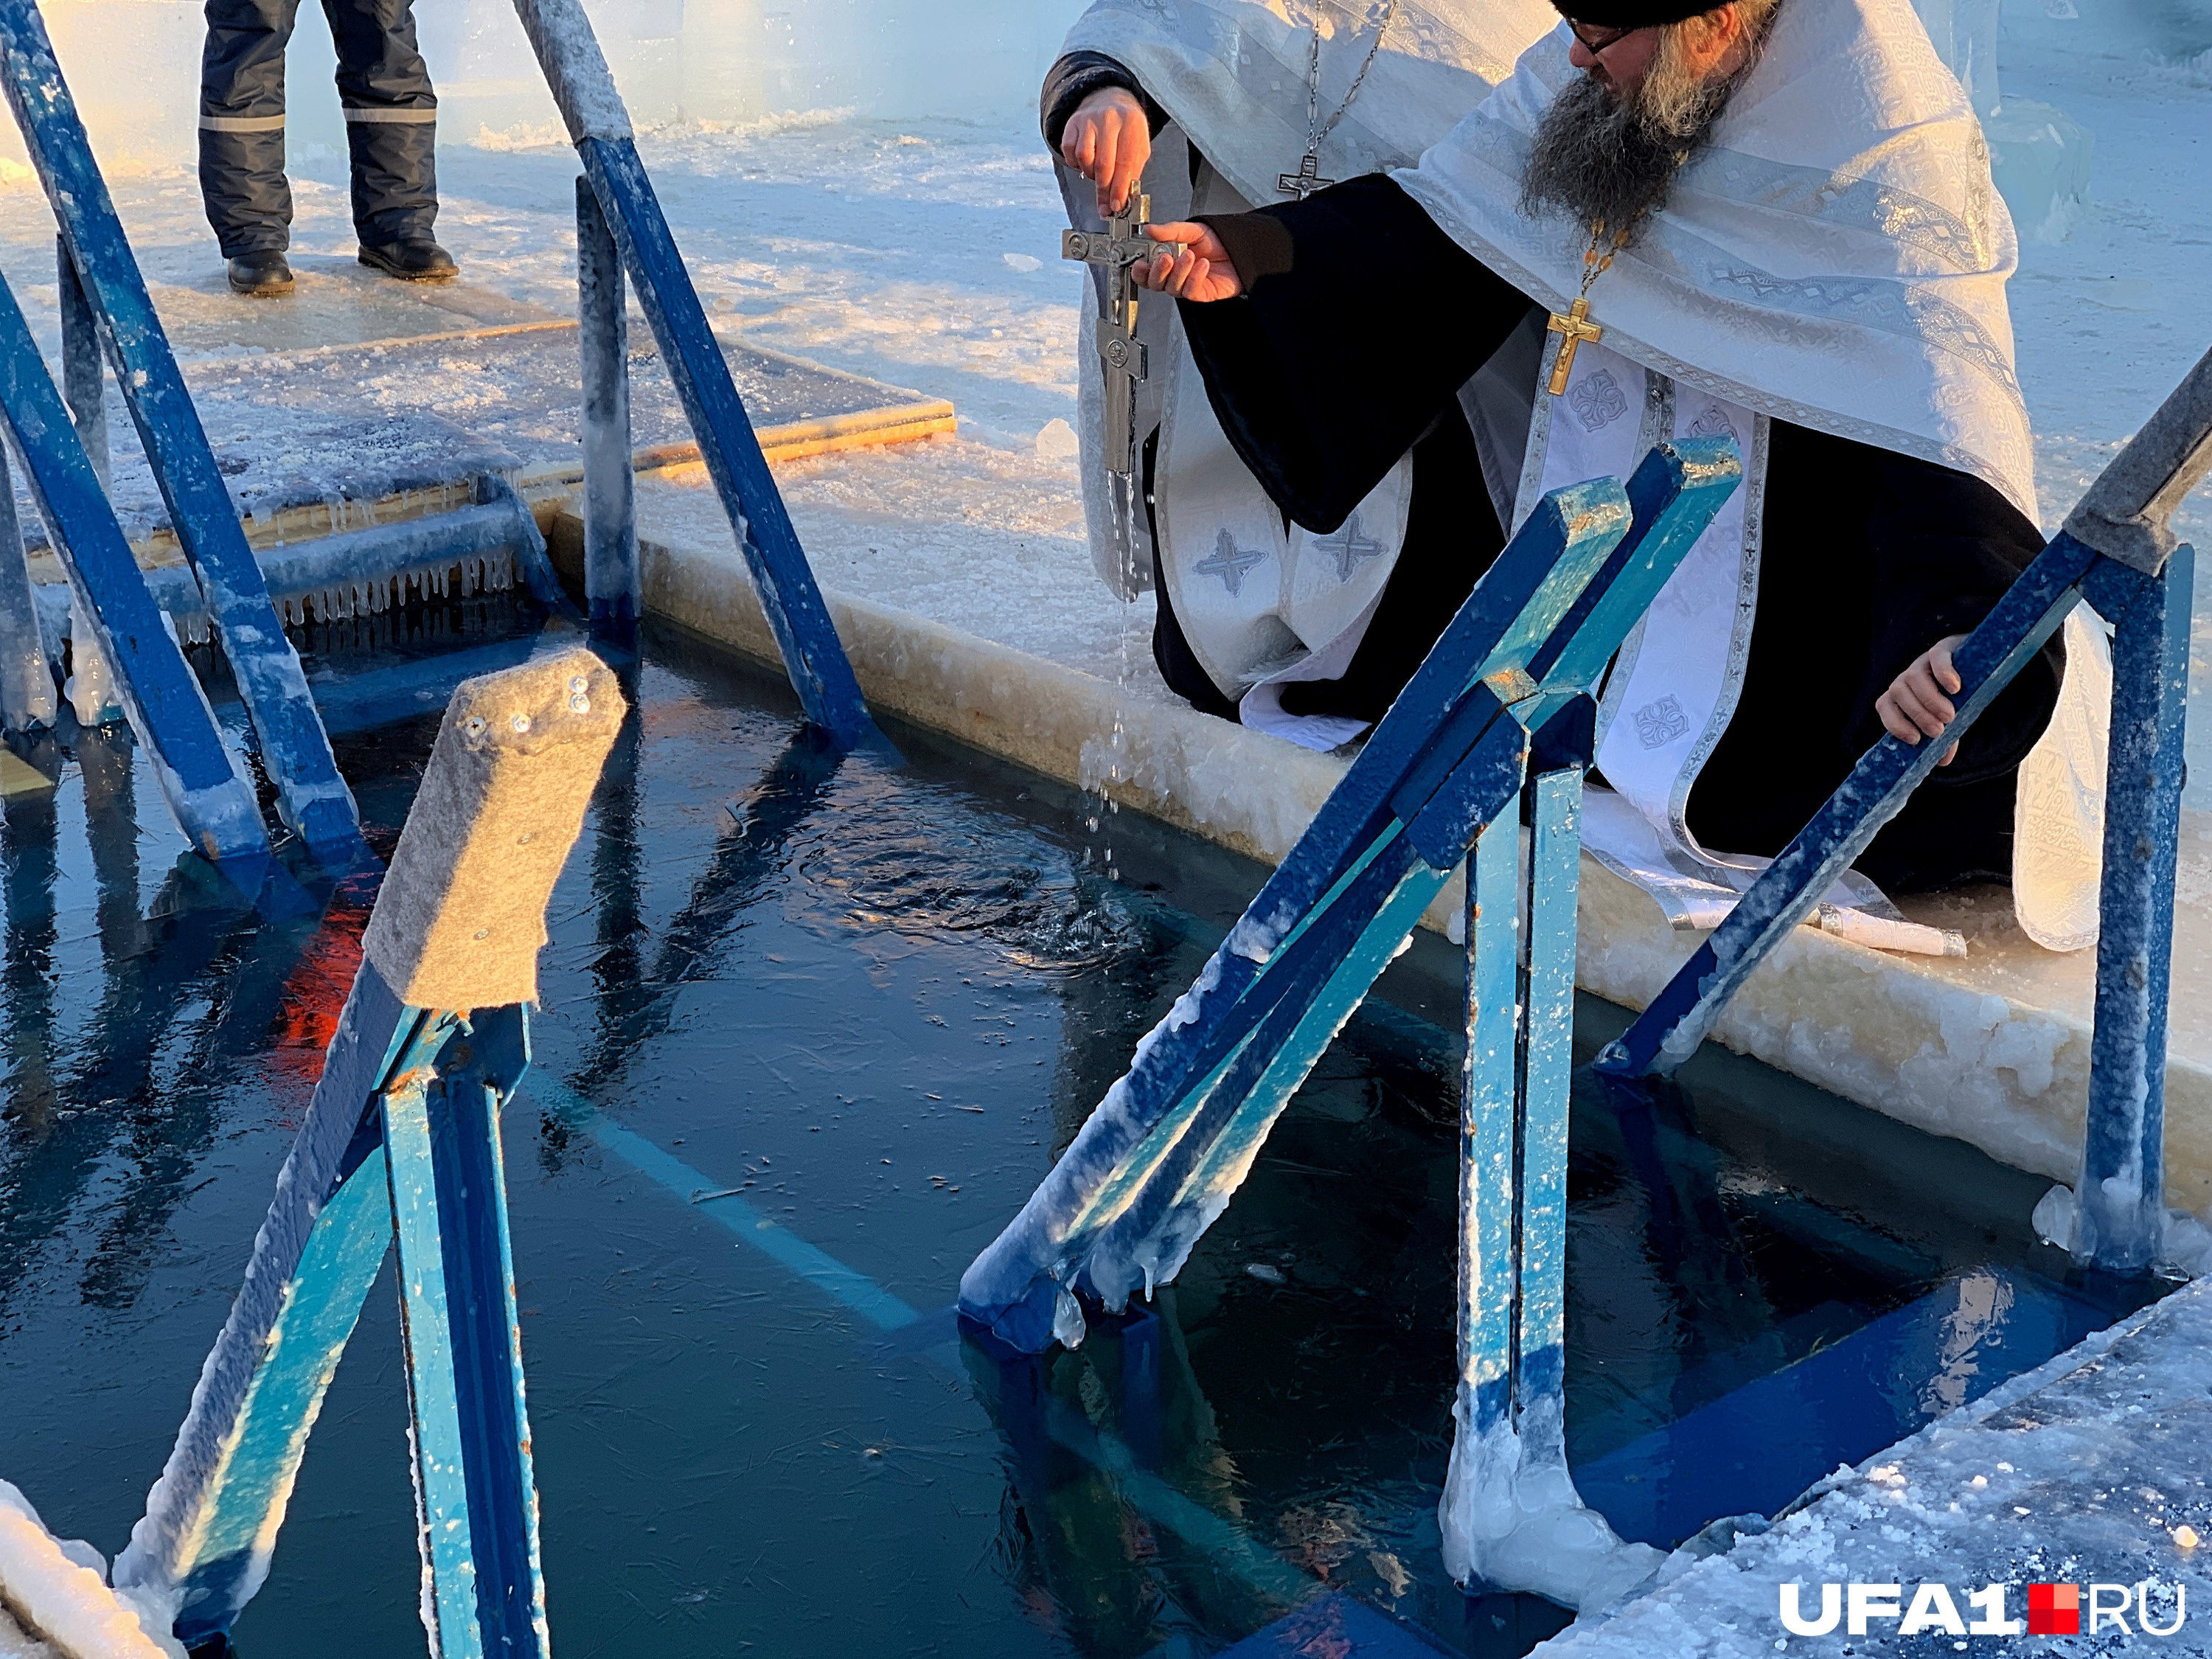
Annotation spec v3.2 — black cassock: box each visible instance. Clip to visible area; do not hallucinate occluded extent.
[1164,175,2062,894]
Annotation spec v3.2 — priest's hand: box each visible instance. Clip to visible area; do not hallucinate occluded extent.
[1877,633,1969,765]
[1062,87,1151,216]
[1131,223,1244,302]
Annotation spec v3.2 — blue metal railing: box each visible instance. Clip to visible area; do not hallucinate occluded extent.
[0,264,270,863]
[509,0,883,752]
[1596,345,2212,1276]
[958,439,1744,1353]
[0,0,369,861]
[114,648,622,1658]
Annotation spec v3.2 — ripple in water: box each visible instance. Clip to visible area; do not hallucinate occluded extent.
[790,785,1148,974]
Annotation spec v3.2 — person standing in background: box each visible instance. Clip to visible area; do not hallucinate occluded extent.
[199,0,459,296]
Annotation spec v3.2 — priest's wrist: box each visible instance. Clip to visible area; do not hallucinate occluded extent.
[1073,86,1146,122]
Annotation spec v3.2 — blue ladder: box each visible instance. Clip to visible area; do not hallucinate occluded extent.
[958,439,1743,1354]
[114,650,625,1656]
[509,0,880,749]
[1596,344,2212,1276]
[0,0,368,862]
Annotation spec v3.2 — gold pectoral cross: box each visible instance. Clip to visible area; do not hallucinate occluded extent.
[1545,298,1603,396]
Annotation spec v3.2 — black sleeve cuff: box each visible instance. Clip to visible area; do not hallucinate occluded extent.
[1040,52,1169,153]
[1202,211,1295,287]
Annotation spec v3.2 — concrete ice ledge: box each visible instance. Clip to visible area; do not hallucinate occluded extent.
[552,487,2212,1224]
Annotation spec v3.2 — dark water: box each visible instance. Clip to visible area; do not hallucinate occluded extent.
[0,614,2147,1658]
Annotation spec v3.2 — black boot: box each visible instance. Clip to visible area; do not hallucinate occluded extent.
[226,250,293,297]
[357,237,457,281]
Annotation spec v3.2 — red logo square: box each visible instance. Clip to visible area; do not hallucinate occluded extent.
[2028,1583,2081,1635]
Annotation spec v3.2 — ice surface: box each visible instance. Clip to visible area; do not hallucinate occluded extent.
[1986,97,2096,243]
[1530,1280,2212,1658]
[0,1482,181,1659]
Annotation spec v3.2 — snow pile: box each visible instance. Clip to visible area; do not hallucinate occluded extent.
[0,1484,182,1659]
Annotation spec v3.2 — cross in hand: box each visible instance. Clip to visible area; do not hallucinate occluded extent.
[1062,193,1180,475]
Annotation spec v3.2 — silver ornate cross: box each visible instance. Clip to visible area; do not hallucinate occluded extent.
[1316,512,1385,582]
[1062,193,1179,475]
[1195,528,1270,595]
[1278,153,1337,201]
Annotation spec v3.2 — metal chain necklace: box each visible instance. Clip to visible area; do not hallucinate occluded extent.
[1277,0,1403,201]
[1543,167,1681,395]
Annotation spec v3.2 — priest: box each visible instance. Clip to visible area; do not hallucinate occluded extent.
[1130,0,2110,939]
[1042,0,1556,750]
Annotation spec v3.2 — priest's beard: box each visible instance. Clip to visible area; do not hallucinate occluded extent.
[1519,33,1747,232]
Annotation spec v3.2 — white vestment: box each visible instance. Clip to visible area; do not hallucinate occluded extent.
[1394,0,2108,950]
[1059,0,1554,747]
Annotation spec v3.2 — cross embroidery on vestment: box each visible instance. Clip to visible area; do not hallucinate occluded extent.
[1315,512,1385,582]
[1195,529,1270,596]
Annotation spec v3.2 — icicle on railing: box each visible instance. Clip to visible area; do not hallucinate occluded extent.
[264,548,524,629]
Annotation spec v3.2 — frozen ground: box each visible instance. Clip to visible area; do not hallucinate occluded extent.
[1997,0,2212,549]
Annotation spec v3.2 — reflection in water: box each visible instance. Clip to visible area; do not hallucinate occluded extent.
[568,703,852,1115]
[0,723,342,1319]
[1,734,60,1147]
[577,666,647,1109]
[1921,1270,2014,1416]
[77,729,142,973]
[964,1294,1285,1658]
[1574,1076,1789,1447]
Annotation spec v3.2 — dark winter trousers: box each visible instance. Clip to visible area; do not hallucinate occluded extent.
[199,0,438,257]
